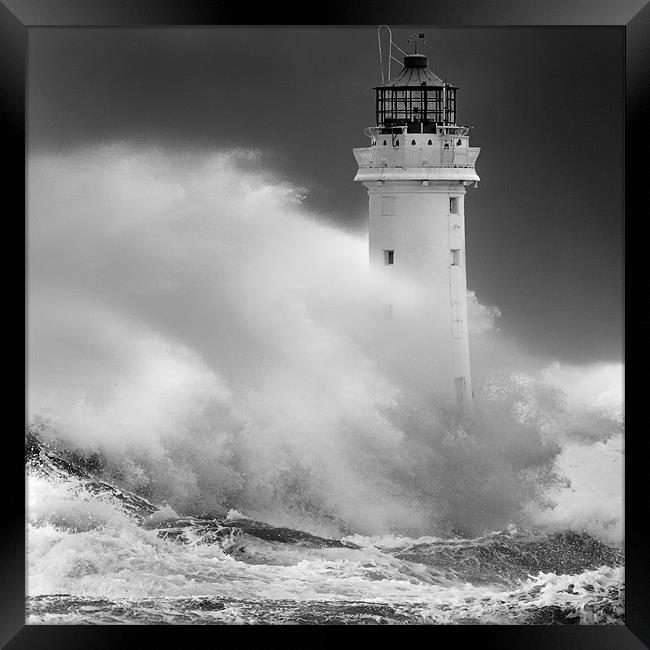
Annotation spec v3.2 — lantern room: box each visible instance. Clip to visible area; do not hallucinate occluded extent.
[375,53,457,134]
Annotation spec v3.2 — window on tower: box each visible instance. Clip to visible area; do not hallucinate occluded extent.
[383,249,395,265]
[449,197,458,214]
[450,249,461,266]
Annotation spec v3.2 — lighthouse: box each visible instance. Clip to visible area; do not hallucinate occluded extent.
[353,33,480,413]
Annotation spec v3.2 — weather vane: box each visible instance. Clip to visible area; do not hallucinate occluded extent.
[407,32,426,54]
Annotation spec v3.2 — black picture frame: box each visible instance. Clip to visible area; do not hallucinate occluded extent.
[3,0,644,646]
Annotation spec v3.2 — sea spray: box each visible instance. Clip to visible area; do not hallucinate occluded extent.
[28,144,623,541]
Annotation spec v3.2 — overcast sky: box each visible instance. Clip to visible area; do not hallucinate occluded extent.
[28,26,623,364]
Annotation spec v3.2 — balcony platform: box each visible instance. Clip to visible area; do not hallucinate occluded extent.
[353,146,480,183]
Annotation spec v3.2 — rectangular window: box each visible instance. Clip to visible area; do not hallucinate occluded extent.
[449,197,458,214]
[383,249,395,265]
[381,196,396,216]
[450,249,461,266]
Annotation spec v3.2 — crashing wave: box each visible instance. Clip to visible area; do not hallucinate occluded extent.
[26,429,624,625]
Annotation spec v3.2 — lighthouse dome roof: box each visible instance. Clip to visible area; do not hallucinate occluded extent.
[378,54,451,88]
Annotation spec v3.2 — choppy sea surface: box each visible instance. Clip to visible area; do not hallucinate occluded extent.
[26,431,624,625]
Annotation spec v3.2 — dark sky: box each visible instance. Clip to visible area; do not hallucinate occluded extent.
[28,26,624,364]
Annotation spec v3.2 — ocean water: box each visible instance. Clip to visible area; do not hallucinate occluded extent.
[26,431,624,626]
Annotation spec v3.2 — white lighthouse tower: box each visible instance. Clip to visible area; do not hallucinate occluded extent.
[353,33,480,412]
